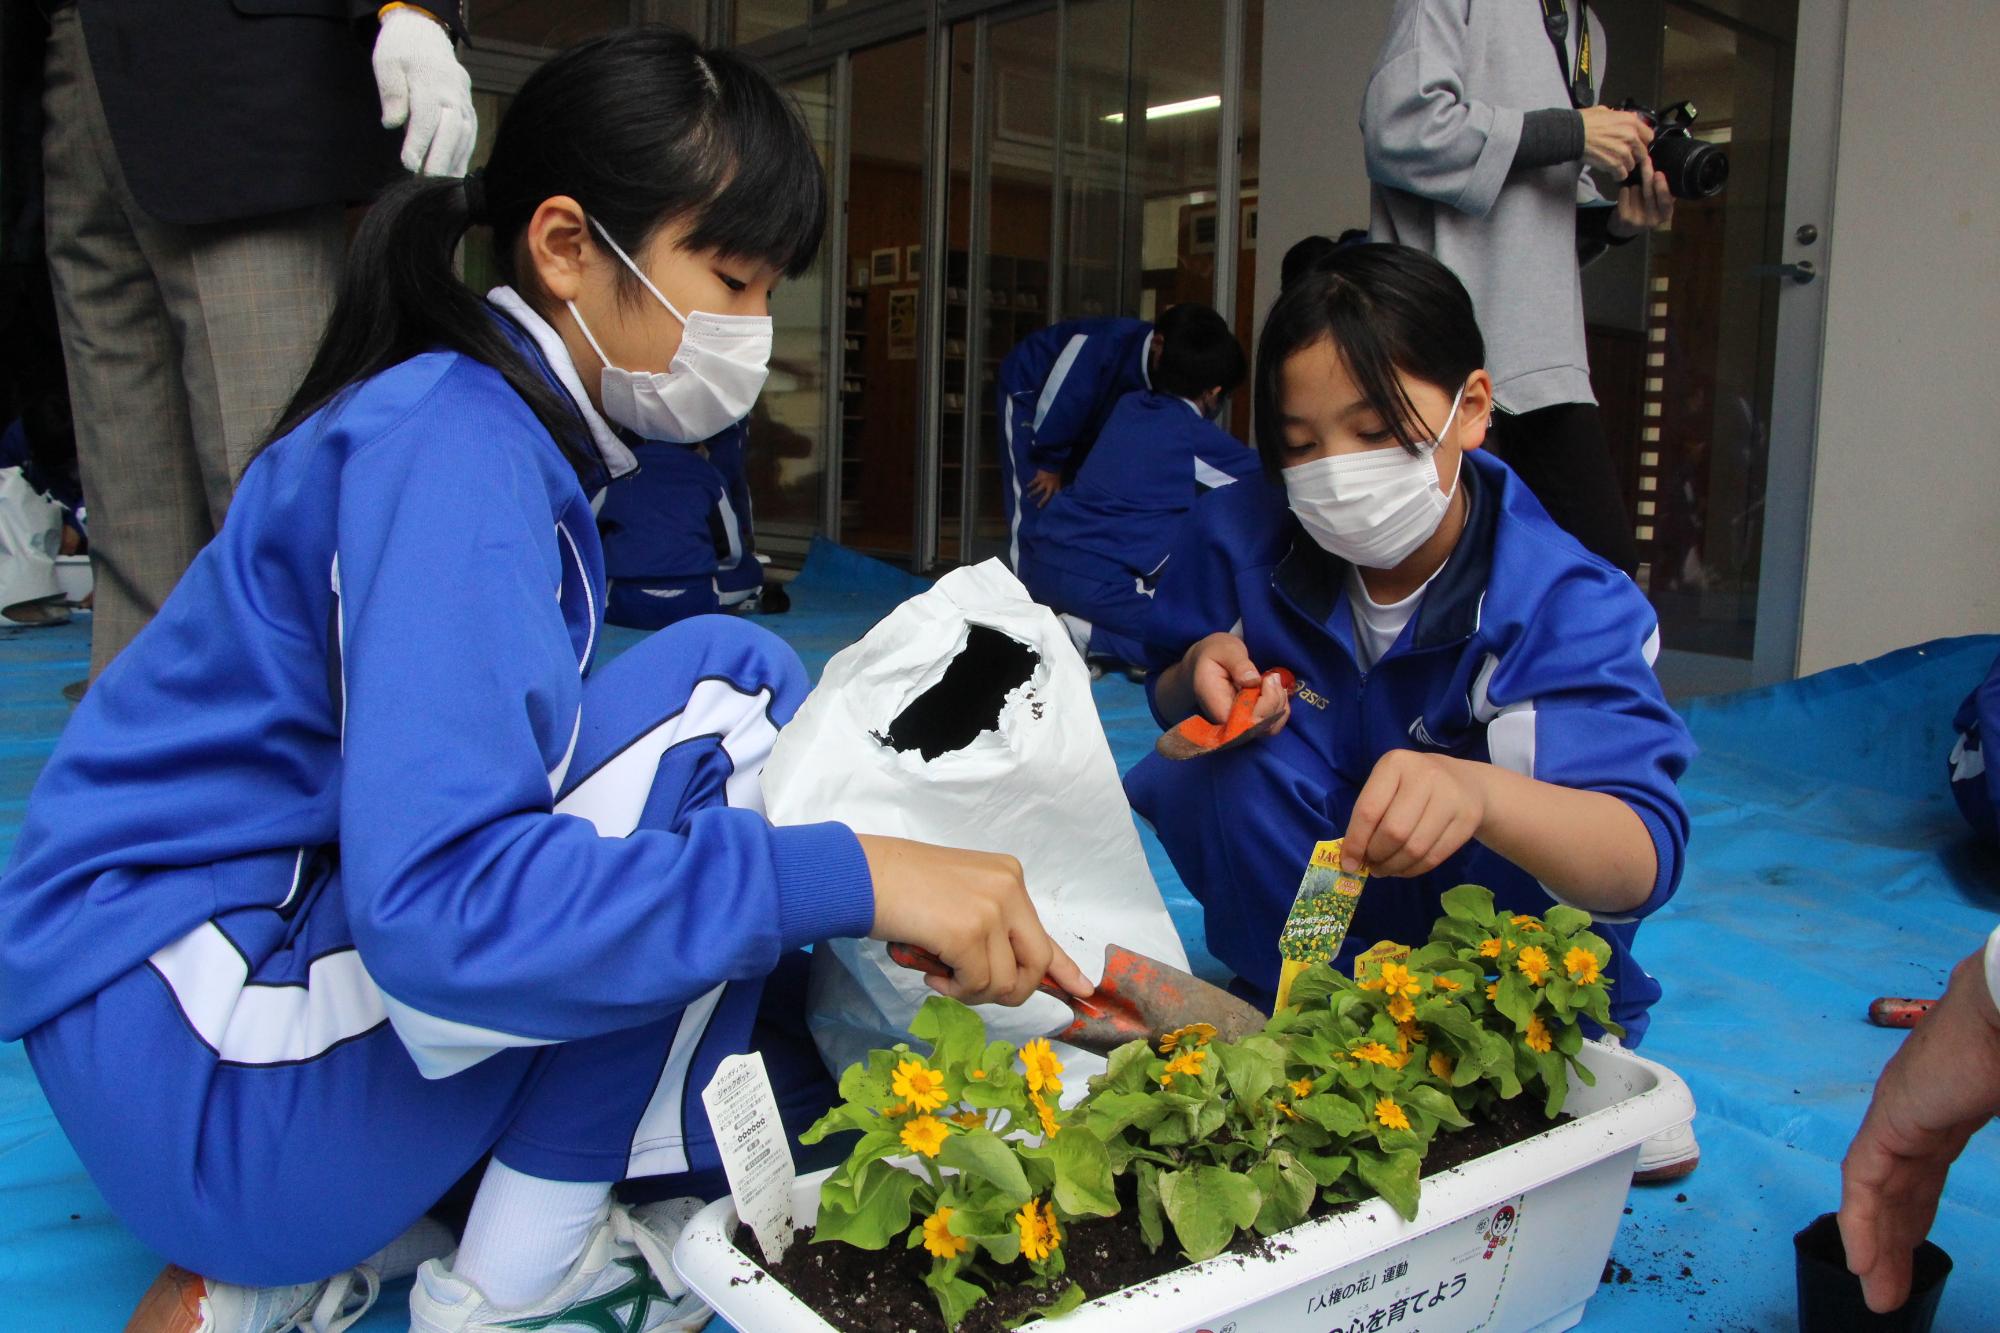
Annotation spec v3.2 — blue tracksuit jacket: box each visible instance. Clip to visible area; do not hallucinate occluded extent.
[1123,449,1693,1044]
[597,420,761,629]
[0,318,874,1061]
[994,317,1154,565]
[1950,652,2000,842]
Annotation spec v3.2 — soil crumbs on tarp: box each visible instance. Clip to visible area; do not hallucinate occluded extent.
[734,1096,1564,1333]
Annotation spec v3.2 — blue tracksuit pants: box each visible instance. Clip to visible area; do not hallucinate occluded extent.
[24,620,839,1286]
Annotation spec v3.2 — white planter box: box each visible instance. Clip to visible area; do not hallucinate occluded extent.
[674,1041,1694,1333]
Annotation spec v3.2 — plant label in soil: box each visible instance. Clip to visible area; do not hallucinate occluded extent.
[702,1052,796,1266]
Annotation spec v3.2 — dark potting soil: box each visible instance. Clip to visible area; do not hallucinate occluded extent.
[731,1096,1568,1333]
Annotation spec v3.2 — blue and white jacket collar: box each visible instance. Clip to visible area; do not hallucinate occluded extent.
[486,285,638,481]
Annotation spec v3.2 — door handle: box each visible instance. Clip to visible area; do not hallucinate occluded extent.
[1749,260,1816,285]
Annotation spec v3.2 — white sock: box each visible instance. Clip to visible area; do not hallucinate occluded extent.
[451,1160,612,1310]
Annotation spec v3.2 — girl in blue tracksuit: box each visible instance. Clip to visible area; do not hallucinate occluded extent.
[1950,651,2000,843]
[995,314,1157,569]
[0,30,1086,1333]
[1125,245,1694,1055]
[1018,307,1258,667]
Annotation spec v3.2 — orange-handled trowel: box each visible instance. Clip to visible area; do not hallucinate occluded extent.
[888,941,1266,1056]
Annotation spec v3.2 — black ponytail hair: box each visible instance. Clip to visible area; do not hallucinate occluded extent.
[1252,243,1485,476]
[265,26,827,479]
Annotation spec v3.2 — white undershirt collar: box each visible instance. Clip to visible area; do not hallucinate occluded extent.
[487,285,637,480]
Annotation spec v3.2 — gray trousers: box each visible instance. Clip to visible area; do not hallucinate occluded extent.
[41,8,346,678]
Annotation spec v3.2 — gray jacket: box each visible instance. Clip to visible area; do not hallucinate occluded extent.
[1363,0,1609,414]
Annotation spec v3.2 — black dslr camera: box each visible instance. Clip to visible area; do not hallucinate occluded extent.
[1620,100,1729,199]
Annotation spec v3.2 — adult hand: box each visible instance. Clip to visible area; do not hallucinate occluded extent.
[1579,106,1653,179]
[374,6,478,178]
[1341,750,1488,877]
[1610,154,1676,237]
[1026,469,1063,507]
[859,834,1094,1008]
[1839,942,2000,1312]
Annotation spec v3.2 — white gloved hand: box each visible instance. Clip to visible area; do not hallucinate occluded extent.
[373,6,477,178]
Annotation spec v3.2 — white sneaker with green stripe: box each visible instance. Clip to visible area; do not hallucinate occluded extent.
[409,1198,712,1333]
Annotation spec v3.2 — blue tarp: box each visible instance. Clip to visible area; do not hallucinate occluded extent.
[1,546,1994,1330]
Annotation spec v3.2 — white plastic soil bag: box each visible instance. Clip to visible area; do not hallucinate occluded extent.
[0,467,63,611]
[762,559,1188,1091]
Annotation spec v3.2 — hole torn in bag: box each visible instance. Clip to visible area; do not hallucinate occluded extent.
[873,623,1040,761]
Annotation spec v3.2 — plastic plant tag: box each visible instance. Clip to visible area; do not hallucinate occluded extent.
[701,1052,796,1265]
[1274,838,1369,1011]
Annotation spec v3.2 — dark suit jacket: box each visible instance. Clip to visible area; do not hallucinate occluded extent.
[68,0,466,227]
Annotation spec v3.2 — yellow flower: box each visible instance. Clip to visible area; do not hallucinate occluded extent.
[900,1114,950,1158]
[1565,947,1602,985]
[1478,938,1503,959]
[1525,1016,1553,1053]
[1289,1077,1315,1099]
[1515,946,1551,987]
[1374,1097,1410,1131]
[1379,961,1422,999]
[1019,1037,1064,1095]
[923,1207,968,1259]
[1485,981,1499,1001]
[1388,994,1416,1024]
[1429,1051,1455,1080]
[1274,1100,1300,1121]
[969,1069,987,1080]
[1433,974,1462,992]
[1510,914,1542,930]
[1030,1089,1061,1138]
[892,1059,949,1113]
[884,1101,910,1118]
[1157,1022,1217,1054]
[1164,1047,1209,1080]
[952,1111,984,1128]
[1017,1199,1060,1263]
[1397,1020,1425,1047]
[1352,1041,1409,1070]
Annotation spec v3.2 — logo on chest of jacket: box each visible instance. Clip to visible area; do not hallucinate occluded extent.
[1408,715,1442,748]
[1293,681,1329,710]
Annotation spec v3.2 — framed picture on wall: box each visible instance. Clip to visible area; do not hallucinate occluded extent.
[905,244,922,280]
[870,247,900,285]
[1187,205,1218,256]
[886,288,919,359]
[1243,202,1259,250]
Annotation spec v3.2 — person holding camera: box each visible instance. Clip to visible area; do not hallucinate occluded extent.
[1362,0,1676,577]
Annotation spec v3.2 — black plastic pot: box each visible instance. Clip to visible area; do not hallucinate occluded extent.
[1795,1212,1952,1333]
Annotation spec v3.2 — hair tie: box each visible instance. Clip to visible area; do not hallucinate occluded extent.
[462,169,489,226]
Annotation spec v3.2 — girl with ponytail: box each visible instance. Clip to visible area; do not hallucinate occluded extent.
[0,28,1089,1333]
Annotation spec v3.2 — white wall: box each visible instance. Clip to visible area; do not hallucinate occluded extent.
[1251,0,1393,332]
[1796,2,2000,673]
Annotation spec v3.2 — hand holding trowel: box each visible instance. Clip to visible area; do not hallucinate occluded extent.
[1156,667,1296,760]
[889,941,1266,1056]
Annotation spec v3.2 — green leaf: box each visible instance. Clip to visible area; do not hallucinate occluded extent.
[1295,1150,1354,1187]
[911,996,990,1073]
[836,1058,894,1110]
[1004,1282,1088,1327]
[1158,1165,1263,1262]
[1282,962,1344,1010]
[1081,1089,1169,1140]
[924,1266,988,1331]
[1353,1147,1422,1221]
[1402,1084,1471,1130]
[1135,1160,1165,1252]
[1536,1049,1571,1118]
[1428,916,1490,951]
[1089,1038,1158,1096]
[1296,1092,1366,1136]
[1024,1128,1119,1218]
[938,1130,1032,1208]
[800,1100,878,1144]
[1496,970,1540,1032]
[813,1161,922,1249]
[1250,1154,1318,1236]
[1542,905,1592,936]
[1216,1040,1281,1109]
[818,1127,905,1207]
[1438,884,1496,925]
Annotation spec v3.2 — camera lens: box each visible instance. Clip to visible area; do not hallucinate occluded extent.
[1656,135,1730,199]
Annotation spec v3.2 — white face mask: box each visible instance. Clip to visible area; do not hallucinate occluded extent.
[1281,381,1468,569]
[565,219,772,443]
